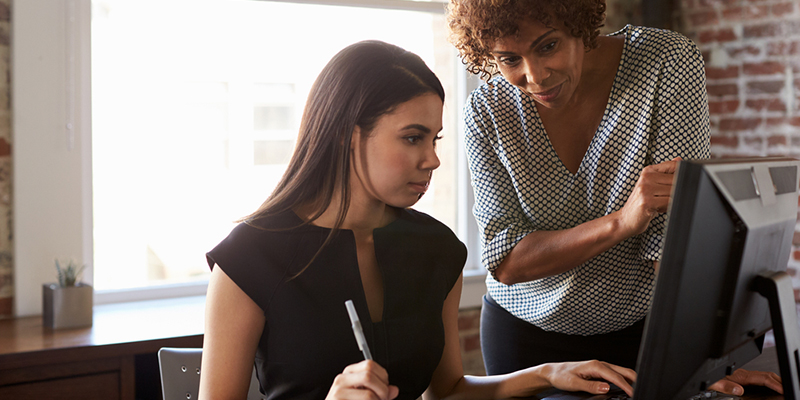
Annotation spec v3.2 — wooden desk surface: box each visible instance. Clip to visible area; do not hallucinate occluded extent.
[0,295,205,369]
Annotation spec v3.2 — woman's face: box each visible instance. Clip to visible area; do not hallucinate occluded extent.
[350,93,443,209]
[491,19,586,110]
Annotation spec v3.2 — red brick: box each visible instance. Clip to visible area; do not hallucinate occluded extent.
[721,7,742,21]
[706,83,739,97]
[458,313,480,330]
[743,61,785,75]
[727,45,761,59]
[767,41,800,56]
[745,98,786,112]
[744,136,764,147]
[710,135,739,147]
[461,333,481,352]
[0,139,9,157]
[746,80,784,94]
[767,117,787,126]
[691,10,719,26]
[745,5,770,18]
[719,117,762,131]
[706,65,739,79]
[745,23,781,38]
[708,99,740,114]
[768,135,788,146]
[699,28,739,43]
[789,117,800,126]
[792,230,800,246]
[773,2,795,17]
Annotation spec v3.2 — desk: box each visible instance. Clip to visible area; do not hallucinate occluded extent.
[0,296,205,400]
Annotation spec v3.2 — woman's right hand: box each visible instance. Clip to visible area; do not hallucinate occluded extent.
[618,157,681,236]
[540,360,637,397]
[325,360,399,400]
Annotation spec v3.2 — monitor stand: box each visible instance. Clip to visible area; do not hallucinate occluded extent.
[754,270,800,400]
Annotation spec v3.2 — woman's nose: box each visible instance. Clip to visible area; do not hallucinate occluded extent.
[422,145,441,171]
[523,59,549,86]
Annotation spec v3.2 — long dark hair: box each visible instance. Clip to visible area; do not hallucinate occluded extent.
[243,40,444,271]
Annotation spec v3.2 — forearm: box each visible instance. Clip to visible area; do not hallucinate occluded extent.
[495,211,634,285]
[427,367,552,400]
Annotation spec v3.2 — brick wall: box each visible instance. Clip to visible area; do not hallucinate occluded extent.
[676,0,800,291]
[0,0,11,318]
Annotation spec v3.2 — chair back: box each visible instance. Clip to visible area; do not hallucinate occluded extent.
[158,347,263,400]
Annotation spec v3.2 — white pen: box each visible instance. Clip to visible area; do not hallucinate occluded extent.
[344,299,373,360]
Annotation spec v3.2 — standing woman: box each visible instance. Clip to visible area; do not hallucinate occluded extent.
[446,0,708,372]
[199,40,637,400]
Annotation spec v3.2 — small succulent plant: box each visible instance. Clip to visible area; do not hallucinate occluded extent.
[55,259,86,287]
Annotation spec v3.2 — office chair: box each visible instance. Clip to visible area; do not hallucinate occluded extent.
[158,347,263,400]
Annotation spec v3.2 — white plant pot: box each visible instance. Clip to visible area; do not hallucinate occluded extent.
[42,283,94,329]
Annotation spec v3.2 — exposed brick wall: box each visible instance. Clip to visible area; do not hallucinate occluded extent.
[0,0,11,318]
[675,0,800,293]
[458,306,485,375]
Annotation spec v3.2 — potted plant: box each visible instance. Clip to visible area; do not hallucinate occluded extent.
[42,259,93,329]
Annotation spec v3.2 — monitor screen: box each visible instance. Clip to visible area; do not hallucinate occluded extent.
[633,157,800,400]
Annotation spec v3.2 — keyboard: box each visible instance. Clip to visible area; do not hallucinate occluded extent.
[536,389,742,400]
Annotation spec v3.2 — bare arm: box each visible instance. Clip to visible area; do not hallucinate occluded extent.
[199,267,265,400]
[424,274,637,399]
[495,159,679,285]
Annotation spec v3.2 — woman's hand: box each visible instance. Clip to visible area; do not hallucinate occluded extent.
[540,360,637,397]
[708,368,783,396]
[325,360,399,400]
[618,157,681,236]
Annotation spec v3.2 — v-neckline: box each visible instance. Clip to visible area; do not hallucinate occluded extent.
[528,26,630,178]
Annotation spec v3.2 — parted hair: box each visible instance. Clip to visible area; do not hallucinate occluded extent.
[446,0,606,81]
[243,41,444,273]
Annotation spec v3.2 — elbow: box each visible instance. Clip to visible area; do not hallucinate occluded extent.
[493,264,521,285]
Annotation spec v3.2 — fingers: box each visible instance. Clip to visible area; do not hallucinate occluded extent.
[546,360,637,397]
[326,360,398,400]
[721,369,784,395]
[707,379,744,396]
[648,157,682,174]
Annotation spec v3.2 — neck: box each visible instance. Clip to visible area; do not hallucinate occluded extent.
[296,187,397,233]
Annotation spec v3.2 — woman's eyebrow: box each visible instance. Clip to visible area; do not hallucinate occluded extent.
[491,29,557,55]
[401,124,432,133]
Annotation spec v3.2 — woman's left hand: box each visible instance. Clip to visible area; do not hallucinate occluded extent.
[541,360,637,397]
[708,368,783,396]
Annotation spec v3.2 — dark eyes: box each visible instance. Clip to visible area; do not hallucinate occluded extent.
[405,134,442,146]
[497,40,558,66]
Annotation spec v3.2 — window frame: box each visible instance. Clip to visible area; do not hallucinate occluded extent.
[12,0,485,317]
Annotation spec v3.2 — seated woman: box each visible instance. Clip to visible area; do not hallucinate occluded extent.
[199,40,636,400]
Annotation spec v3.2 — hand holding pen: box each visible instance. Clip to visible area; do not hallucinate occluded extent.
[324,300,399,400]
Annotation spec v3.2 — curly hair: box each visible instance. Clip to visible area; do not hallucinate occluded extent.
[447,0,606,81]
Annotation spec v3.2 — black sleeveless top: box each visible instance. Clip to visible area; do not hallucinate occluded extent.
[206,208,467,400]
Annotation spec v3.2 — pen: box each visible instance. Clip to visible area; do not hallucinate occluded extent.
[344,299,373,360]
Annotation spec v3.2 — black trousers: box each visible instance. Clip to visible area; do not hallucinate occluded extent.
[480,294,645,375]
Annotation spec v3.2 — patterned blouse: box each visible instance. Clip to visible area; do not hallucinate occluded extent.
[464,25,711,335]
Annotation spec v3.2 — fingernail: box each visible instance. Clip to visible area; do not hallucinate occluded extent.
[733,387,743,396]
[599,384,609,392]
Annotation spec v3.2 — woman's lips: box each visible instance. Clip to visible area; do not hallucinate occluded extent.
[532,84,562,103]
[409,181,429,194]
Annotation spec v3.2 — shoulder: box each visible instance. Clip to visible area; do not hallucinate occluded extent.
[615,25,702,64]
[398,209,466,256]
[466,76,521,113]
[206,211,305,267]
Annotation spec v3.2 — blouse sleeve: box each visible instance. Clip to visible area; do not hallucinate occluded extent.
[463,91,535,277]
[640,34,711,261]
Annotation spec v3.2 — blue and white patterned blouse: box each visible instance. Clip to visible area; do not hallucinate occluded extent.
[464,25,711,335]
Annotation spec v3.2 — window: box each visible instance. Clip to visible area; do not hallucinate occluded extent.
[13,0,484,315]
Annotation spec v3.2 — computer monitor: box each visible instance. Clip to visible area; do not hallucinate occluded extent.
[633,157,800,400]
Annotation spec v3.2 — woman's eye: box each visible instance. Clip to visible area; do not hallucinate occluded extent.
[540,41,557,53]
[405,135,421,144]
[499,56,520,66]
[432,135,443,148]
